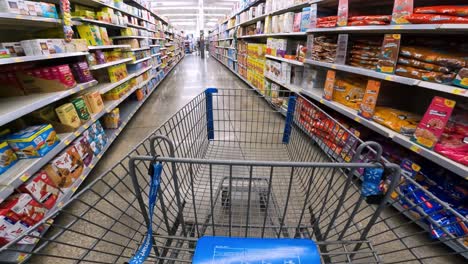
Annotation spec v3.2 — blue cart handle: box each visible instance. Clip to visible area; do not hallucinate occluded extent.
[128,162,163,264]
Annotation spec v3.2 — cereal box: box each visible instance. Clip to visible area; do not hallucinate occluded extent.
[84,91,104,114]
[72,136,93,166]
[71,97,91,122]
[19,171,59,209]
[300,7,310,32]
[76,24,103,46]
[6,125,59,159]
[0,141,18,174]
[412,97,456,149]
[55,103,81,128]
[45,146,84,188]
[0,42,24,57]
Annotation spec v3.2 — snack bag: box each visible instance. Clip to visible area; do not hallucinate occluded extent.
[372,107,421,135]
[412,97,456,149]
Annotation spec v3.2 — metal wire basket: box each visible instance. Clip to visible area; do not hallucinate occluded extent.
[0,88,466,264]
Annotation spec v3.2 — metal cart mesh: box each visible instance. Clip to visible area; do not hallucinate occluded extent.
[0,88,466,264]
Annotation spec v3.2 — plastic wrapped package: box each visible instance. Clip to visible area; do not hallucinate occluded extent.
[399,46,467,69]
[372,107,421,136]
[332,77,366,110]
[414,5,468,17]
[397,57,451,73]
[348,15,392,22]
[348,20,387,26]
[434,120,468,166]
[405,14,468,24]
[395,65,456,84]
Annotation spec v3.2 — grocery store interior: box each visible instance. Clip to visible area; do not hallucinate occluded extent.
[0,0,467,263]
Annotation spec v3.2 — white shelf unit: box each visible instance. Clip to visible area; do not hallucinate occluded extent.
[266,55,304,66]
[72,17,127,29]
[0,57,184,264]
[89,44,131,50]
[89,58,133,70]
[0,80,98,127]
[127,56,151,65]
[238,32,307,39]
[305,60,468,97]
[0,52,89,65]
[0,0,186,261]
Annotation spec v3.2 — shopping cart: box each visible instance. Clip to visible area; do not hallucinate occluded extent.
[0,88,465,263]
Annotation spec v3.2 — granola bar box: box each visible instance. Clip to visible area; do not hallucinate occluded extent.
[5,125,60,159]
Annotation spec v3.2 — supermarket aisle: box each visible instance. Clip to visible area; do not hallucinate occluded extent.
[90,54,248,177]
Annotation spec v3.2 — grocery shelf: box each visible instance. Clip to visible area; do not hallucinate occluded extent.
[307,24,468,34]
[0,80,98,127]
[91,74,136,94]
[264,76,302,93]
[0,56,184,263]
[161,55,168,59]
[127,23,146,30]
[238,32,307,39]
[89,58,133,70]
[301,88,467,178]
[238,2,310,27]
[301,88,398,139]
[0,12,62,29]
[133,65,153,76]
[150,44,161,47]
[392,134,467,179]
[128,47,151,52]
[218,38,234,41]
[111,35,149,40]
[265,55,304,66]
[72,17,127,29]
[153,63,162,69]
[238,13,269,27]
[152,53,161,57]
[0,77,143,203]
[127,56,151,64]
[89,44,131,50]
[305,60,468,97]
[0,52,89,65]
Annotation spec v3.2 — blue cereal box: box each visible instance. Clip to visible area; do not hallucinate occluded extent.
[301,7,311,32]
[0,141,18,174]
[6,125,60,159]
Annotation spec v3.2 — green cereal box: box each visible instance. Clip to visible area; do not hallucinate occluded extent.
[71,97,91,122]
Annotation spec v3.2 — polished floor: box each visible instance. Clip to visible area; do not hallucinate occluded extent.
[90,53,248,177]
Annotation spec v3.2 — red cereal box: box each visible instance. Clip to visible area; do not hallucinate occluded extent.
[412,96,456,149]
[19,171,60,210]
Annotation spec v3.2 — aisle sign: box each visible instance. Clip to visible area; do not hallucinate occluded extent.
[335,34,349,64]
[358,79,381,119]
[306,34,314,60]
[323,70,336,101]
[337,0,348,27]
[391,0,413,24]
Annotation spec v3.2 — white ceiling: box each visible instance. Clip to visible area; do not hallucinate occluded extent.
[150,0,238,33]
